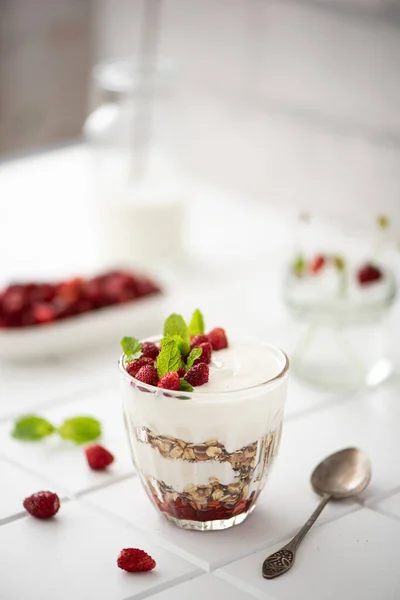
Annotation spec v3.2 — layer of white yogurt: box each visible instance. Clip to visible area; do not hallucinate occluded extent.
[134,442,236,492]
[197,341,284,393]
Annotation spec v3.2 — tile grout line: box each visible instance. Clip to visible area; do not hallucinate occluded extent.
[214,568,277,600]
[75,472,136,499]
[121,571,205,600]
[284,390,359,424]
[0,379,117,424]
[361,484,400,507]
[367,505,400,526]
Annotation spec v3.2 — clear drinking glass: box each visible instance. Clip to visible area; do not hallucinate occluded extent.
[119,341,289,531]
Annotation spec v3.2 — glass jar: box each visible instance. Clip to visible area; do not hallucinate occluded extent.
[84,56,185,271]
[283,215,397,390]
[119,340,289,531]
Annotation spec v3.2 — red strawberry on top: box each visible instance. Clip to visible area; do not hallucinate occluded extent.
[208,328,228,351]
[158,371,180,391]
[85,444,114,470]
[190,334,209,349]
[309,254,325,274]
[185,363,209,387]
[194,342,212,365]
[135,365,159,386]
[126,357,154,377]
[141,341,160,360]
[117,548,156,572]
[357,263,383,285]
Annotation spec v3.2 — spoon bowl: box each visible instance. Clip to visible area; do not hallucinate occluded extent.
[311,447,372,499]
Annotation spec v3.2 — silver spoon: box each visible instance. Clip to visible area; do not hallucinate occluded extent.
[262,447,371,579]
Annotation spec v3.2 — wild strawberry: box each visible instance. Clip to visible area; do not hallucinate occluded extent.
[208,328,228,351]
[194,342,212,365]
[85,444,114,470]
[358,264,383,285]
[56,278,82,303]
[32,303,55,324]
[126,357,154,377]
[30,284,56,303]
[158,371,180,391]
[81,278,102,307]
[117,548,156,572]
[135,276,161,297]
[309,254,325,274]
[135,365,159,386]
[1,285,27,315]
[190,334,209,349]
[23,491,60,519]
[185,363,209,386]
[141,341,160,360]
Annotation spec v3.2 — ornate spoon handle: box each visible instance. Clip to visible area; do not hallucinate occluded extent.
[262,493,331,579]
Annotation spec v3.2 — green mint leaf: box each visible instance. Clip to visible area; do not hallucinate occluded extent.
[58,416,102,444]
[188,309,205,336]
[180,379,193,392]
[377,215,389,230]
[12,415,55,441]
[292,255,306,277]
[161,334,190,358]
[333,255,346,271]
[186,347,203,371]
[121,336,142,360]
[156,338,182,378]
[163,314,190,348]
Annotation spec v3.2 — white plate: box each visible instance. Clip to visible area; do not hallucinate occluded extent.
[0,294,167,361]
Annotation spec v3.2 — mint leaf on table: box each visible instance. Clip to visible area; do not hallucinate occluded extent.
[180,380,193,392]
[58,416,101,444]
[156,338,182,378]
[188,309,205,336]
[12,416,55,441]
[186,347,203,371]
[121,336,142,360]
[163,314,190,348]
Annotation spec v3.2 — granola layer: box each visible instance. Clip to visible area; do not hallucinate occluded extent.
[134,427,281,521]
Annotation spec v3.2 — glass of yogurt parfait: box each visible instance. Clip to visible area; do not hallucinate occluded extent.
[119,310,289,531]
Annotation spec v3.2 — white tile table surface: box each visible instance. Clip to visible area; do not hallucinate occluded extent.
[1,146,400,599]
[215,508,400,600]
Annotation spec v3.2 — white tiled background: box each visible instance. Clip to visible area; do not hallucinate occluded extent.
[93,0,400,231]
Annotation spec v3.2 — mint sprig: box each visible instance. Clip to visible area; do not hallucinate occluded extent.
[12,414,102,444]
[163,314,190,351]
[186,347,202,371]
[161,334,190,358]
[156,338,182,378]
[292,255,306,277]
[12,416,55,441]
[188,309,205,336]
[180,379,193,392]
[121,336,142,360]
[58,417,102,444]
